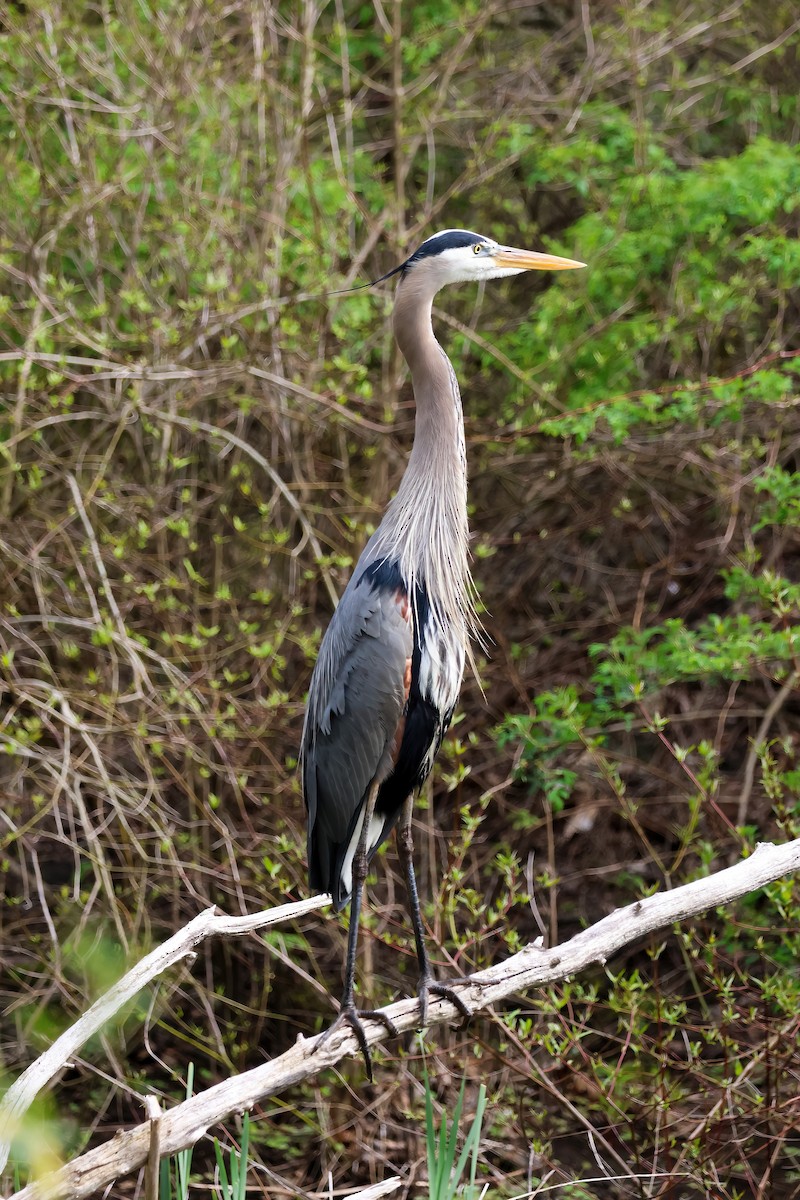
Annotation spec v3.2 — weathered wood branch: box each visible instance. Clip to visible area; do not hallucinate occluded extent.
[0,895,330,1176]
[3,839,799,1200]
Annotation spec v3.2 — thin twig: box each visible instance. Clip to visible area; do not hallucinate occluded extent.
[737,671,798,826]
[140,405,339,609]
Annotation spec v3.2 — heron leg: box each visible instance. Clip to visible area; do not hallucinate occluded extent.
[315,779,398,1081]
[397,794,471,1029]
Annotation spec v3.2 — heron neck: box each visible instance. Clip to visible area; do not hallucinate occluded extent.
[374,275,473,636]
[392,277,465,481]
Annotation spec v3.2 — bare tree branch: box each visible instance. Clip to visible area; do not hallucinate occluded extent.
[0,896,330,1176]
[2,839,798,1200]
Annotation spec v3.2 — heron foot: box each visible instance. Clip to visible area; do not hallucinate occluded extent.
[314,1003,399,1082]
[418,974,472,1029]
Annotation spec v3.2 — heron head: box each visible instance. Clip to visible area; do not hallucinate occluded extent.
[377,229,585,290]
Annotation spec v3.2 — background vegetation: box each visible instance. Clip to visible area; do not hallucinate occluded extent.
[1,0,799,1196]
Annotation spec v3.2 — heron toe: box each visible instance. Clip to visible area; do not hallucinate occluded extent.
[417,973,472,1028]
[314,1003,400,1083]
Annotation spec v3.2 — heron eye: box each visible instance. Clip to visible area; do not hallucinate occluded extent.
[472,243,483,255]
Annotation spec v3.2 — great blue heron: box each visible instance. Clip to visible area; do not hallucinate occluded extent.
[302,228,584,1075]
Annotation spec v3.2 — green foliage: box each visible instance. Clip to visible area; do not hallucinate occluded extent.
[538,365,794,448]
[160,1066,195,1200]
[423,1051,488,1200]
[753,464,800,530]
[500,597,799,816]
[474,110,800,427]
[213,1113,250,1200]
[593,613,799,696]
[498,689,590,816]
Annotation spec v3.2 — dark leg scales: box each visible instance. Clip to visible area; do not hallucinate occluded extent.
[397,795,472,1031]
[313,780,399,1081]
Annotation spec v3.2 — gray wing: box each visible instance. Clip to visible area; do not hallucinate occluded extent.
[302,569,412,908]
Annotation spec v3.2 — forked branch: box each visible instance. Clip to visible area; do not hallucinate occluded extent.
[0,896,330,1176]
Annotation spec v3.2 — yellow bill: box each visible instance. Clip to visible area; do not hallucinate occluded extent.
[494,247,586,271]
